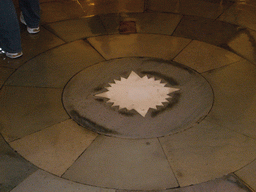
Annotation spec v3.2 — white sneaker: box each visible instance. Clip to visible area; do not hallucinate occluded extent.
[0,47,23,59]
[20,13,40,34]
[6,52,23,59]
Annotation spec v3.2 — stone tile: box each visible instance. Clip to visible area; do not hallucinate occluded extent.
[165,174,252,192]
[121,13,182,35]
[10,119,98,176]
[63,136,178,190]
[236,160,256,191]
[10,170,115,192]
[79,0,144,16]
[159,120,256,187]
[219,2,256,31]
[100,12,182,35]
[20,26,65,58]
[45,16,107,42]
[5,40,105,88]
[118,174,252,192]
[0,27,65,69]
[227,28,256,65]
[147,0,233,19]
[203,60,256,139]
[0,134,38,192]
[174,40,242,73]
[0,55,23,69]
[173,15,240,46]
[40,1,85,24]
[0,67,14,88]
[0,86,69,142]
[88,34,191,60]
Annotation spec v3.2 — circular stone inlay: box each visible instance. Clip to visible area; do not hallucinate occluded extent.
[63,57,213,138]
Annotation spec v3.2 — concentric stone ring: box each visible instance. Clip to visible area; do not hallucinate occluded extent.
[63,57,213,138]
[1,8,256,190]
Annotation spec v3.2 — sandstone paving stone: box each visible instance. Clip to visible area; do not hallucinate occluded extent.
[88,34,191,60]
[0,86,69,142]
[0,135,38,192]
[159,120,256,187]
[63,135,178,190]
[10,170,115,192]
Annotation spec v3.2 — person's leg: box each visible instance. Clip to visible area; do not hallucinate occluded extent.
[0,0,22,54]
[19,0,40,28]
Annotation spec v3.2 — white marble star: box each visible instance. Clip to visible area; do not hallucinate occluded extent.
[95,71,179,117]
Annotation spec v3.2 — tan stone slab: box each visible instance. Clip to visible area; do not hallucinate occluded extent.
[5,40,105,88]
[120,13,182,35]
[10,170,114,192]
[172,15,239,47]
[228,29,256,64]
[219,3,256,31]
[100,12,182,35]
[45,16,107,42]
[88,34,191,60]
[147,0,233,19]
[235,160,256,191]
[203,60,256,139]
[10,119,98,176]
[0,86,69,142]
[159,120,256,187]
[174,40,242,73]
[162,174,252,192]
[0,134,38,192]
[63,136,178,190]
[79,0,144,16]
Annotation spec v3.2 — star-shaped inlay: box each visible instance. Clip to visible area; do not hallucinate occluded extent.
[95,71,179,117]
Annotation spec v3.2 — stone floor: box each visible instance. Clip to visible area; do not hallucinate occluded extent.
[1,0,256,191]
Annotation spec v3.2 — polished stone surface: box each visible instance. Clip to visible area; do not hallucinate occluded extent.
[5,40,105,88]
[174,40,242,73]
[88,34,191,60]
[203,60,256,139]
[1,0,256,191]
[0,135,37,192]
[227,28,256,64]
[173,15,240,46]
[236,160,256,190]
[0,86,69,142]
[45,16,107,42]
[219,1,256,31]
[63,136,178,190]
[159,120,256,187]
[10,119,98,176]
[10,170,115,192]
[63,57,213,138]
[166,174,252,192]
[147,0,233,19]
[100,12,183,35]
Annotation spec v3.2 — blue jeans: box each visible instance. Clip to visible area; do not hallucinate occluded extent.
[0,0,40,53]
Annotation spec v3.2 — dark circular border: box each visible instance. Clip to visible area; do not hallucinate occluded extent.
[63,57,214,138]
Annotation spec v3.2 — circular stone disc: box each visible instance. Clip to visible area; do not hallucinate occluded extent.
[63,57,213,138]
